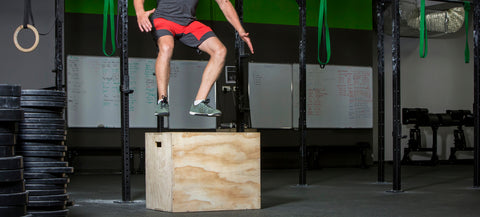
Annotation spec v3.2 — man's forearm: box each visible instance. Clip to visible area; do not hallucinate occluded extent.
[216,0,246,34]
[134,0,146,14]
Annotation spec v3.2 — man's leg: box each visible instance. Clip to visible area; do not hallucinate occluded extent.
[153,35,174,116]
[195,37,227,101]
[155,35,175,99]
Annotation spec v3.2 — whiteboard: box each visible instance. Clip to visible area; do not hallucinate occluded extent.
[67,55,216,129]
[248,63,293,128]
[247,62,373,129]
[293,64,373,128]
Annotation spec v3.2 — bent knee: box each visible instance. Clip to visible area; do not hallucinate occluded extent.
[158,43,174,55]
[213,45,227,60]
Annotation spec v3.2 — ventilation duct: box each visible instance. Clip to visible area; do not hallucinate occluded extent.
[384,0,466,38]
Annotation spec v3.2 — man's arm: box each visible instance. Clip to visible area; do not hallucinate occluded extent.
[134,0,155,32]
[215,0,254,54]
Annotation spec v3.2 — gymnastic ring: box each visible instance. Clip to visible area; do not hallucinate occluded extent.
[13,24,40,53]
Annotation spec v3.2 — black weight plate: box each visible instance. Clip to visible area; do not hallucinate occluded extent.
[29,194,68,202]
[0,192,28,206]
[27,190,67,196]
[0,109,24,122]
[0,132,14,145]
[28,209,68,217]
[0,145,14,157]
[25,178,69,185]
[21,96,66,102]
[0,156,23,170]
[24,113,63,119]
[21,118,65,124]
[27,190,68,197]
[25,167,73,174]
[18,129,66,135]
[24,173,65,179]
[19,123,65,130]
[19,146,67,152]
[0,84,21,96]
[24,161,68,167]
[0,205,26,216]
[27,200,66,208]
[0,169,24,182]
[17,151,66,157]
[17,134,66,141]
[18,143,65,148]
[0,181,25,194]
[22,107,63,113]
[21,90,65,97]
[19,141,65,146]
[23,157,64,162]
[0,122,16,133]
[0,96,20,109]
[25,184,66,191]
[21,101,66,108]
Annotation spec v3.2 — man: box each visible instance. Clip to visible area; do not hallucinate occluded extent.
[134,0,254,117]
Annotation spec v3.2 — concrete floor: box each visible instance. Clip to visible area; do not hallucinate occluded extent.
[67,165,480,217]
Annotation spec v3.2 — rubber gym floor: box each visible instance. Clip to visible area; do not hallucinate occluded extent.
[67,164,479,217]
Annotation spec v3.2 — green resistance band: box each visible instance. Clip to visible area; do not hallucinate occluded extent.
[464,1,470,63]
[103,0,116,56]
[419,0,428,58]
[317,0,331,66]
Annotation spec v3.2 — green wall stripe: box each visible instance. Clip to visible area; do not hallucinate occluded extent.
[65,0,372,30]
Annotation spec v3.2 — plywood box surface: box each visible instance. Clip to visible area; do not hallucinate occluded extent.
[145,132,261,212]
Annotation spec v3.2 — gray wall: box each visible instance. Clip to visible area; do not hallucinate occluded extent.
[0,1,57,89]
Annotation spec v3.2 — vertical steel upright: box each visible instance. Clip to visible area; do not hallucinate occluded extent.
[118,0,132,201]
[235,0,246,132]
[55,0,64,90]
[376,0,385,183]
[391,0,402,192]
[298,0,308,186]
[474,0,480,188]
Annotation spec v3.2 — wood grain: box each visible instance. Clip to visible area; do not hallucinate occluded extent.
[145,132,261,212]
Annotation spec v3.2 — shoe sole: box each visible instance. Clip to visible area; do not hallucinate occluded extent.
[189,111,221,117]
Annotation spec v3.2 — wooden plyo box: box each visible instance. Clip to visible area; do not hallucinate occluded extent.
[145,132,261,212]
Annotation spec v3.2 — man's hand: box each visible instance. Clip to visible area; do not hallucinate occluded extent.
[136,9,155,32]
[240,32,254,54]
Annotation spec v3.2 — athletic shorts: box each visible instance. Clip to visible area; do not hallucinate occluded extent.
[150,17,216,48]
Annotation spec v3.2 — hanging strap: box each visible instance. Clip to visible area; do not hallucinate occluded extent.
[317,0,331,67]
[419,0,428,58]
[464,1,470,63]
[103,0,116,56]
[23,0,34,28]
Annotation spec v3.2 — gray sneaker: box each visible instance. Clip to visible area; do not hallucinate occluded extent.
[189,99,221,117]
[154,101,169,116]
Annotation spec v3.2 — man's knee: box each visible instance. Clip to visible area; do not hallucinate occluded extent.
[158,43,174,56]
[157,37,174,57]
[213,45,227,61]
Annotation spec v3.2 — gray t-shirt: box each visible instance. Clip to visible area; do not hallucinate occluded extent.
[152,0,199,26]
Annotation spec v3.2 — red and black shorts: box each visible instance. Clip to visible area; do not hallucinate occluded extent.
[150,17,216,48]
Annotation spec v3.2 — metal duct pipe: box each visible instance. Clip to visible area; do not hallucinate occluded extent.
[385,0,467,37]
[407,6,464,34]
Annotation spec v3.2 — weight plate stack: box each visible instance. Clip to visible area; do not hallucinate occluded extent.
[0,85,28,217]
[18,90,71,216]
